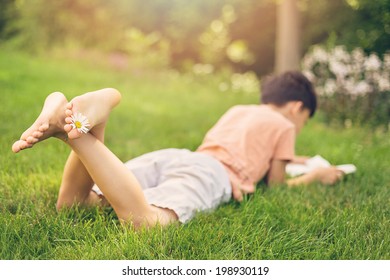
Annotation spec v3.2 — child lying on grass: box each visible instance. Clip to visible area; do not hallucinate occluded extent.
[12,71,344,228]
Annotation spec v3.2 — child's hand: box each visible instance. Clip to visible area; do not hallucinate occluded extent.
[313,167,344,185]
[232,186,244,202]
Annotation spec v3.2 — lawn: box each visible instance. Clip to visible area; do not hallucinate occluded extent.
[0,50,389,260]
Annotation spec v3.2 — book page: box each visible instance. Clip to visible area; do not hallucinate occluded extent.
[286,155,356,177]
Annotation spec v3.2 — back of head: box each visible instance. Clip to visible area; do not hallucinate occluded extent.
[261,71,317,117]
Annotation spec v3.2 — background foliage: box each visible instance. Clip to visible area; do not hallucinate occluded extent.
[0,0,389,75]
[302,45,390,129]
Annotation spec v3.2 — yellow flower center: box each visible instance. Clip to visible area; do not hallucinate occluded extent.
[75,121,82,128]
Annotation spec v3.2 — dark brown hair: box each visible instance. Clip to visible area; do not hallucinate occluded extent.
[261,71,317,117]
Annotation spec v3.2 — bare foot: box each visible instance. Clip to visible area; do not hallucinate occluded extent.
[64,88,121,139]
[12,92,68,153]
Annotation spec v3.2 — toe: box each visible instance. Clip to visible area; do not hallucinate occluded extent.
[20,131,30,141]
[65,116,73,124]
[33,131,43,138]
[27,136,38,144]
[12,141,22,153]
[39,123,49,132]
[64,124,73,133]
[67,128,82,140]
[65,109,74,117]
[12,140,32,153]
[20,141,33,150]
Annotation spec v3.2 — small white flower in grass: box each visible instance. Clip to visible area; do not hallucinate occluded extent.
[70,112,90,133]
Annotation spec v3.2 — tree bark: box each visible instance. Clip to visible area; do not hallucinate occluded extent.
[275,0,301,73]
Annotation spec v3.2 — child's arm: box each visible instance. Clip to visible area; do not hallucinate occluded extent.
[266,159,289,185]
[267,159,344,187]
[287,167,344,187]
[291,155,310,164]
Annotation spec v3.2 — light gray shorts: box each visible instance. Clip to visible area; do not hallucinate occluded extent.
[92,148,232,223]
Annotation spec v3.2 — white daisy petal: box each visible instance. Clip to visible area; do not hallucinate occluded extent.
[70,112,90,134]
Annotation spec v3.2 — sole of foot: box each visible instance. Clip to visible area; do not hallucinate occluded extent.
[64,88,121,140]
[12,92,68,153]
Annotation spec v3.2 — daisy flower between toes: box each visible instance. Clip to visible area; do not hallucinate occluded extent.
[71,112,90,133]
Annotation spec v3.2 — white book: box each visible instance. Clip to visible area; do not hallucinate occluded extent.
[286,155,357,177]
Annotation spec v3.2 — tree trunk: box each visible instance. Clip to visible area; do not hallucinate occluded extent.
[275,0,301,73]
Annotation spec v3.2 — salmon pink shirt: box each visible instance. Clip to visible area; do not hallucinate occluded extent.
[197,105,295,199]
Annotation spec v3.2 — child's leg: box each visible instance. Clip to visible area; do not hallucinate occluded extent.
[12,89,176,227]
[56,122,109,209]
[65,134,169,227]
[62,91,177,227]
[56,88,122,209]
[11,90,111,209]
[57,151,111,209]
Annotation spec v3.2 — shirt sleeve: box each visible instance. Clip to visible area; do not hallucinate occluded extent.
[273,126,295,161]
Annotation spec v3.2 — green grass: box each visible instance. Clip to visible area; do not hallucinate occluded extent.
[0,50,389,260]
